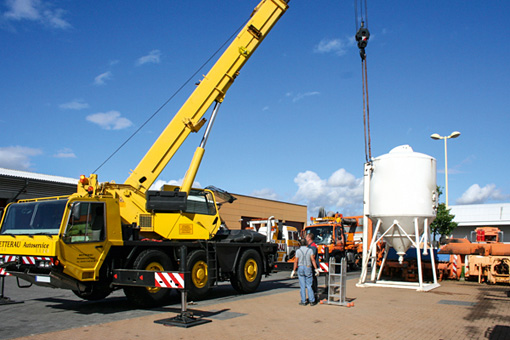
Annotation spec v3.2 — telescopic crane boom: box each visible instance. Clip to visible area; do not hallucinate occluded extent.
[125,0,289,194]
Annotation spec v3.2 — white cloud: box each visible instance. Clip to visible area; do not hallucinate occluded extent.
[150,179,201,190]
[293,168,363,217]
[53,148,76,158]
[313,37,354,56]
[59,99,89,110]
[0,145,42,170]
[3,0,71,29]
[456,184,508,205]
[285,91,320,103]
[292,91,320,103]
[86,111,133,130]
[4,0,39,20]
[136,50,162,66]
[94,71,112,86]
[251,188,280,201]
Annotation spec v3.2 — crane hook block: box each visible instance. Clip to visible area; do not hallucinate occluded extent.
[355,26,370,60]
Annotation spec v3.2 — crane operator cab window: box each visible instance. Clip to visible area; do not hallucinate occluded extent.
[185,190,216,215]
[63,202,105,243]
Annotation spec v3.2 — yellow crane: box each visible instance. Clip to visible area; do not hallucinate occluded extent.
[0,0,288,307]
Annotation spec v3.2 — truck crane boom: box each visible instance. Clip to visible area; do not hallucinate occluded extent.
[125,0,288,194]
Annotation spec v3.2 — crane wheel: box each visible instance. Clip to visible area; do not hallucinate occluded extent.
[230,249,262,294]
[72,284,112,301]
[187,250,211,300]
[123,249,174,307]
[72,264,113,301]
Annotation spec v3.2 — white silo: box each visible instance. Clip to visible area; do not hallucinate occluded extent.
[357,145,440,291]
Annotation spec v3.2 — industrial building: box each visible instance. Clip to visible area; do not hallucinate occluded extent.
[0,168,307,230]
[0,168,77,207]
[450,203,510,242]
[219,194,306,230]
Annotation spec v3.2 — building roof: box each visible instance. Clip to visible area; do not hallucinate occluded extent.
[450,203,510,227]
[0,167,77,185]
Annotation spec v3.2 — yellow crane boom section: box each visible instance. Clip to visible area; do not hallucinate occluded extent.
[124,0,289,193]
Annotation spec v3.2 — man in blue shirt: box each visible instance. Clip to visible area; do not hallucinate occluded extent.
[291,239,319,306]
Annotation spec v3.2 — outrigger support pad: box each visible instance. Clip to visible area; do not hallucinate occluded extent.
[154,246,212,328]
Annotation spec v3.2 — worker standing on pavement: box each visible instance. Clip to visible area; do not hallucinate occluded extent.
[306,233,319,302]
[291,239,319,306]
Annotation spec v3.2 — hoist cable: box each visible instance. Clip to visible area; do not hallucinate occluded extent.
[361,61,368,162]
[362,0,368,28]
[363,58,372,161]
[354,0,359,31]
[92,20,249,175]
[354,0,369,31]
[354,0,372,162]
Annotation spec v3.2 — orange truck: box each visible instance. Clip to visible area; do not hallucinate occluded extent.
[303,214,364,271]
[439,227,510,284]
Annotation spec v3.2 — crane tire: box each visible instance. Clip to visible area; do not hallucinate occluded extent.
[123,249,174,307]
[72,285,112,301]
[230,249,262,294]
[187,250,211,300]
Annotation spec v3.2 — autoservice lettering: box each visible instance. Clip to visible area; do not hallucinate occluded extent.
[0,241,50,249]
[23,242,50,249]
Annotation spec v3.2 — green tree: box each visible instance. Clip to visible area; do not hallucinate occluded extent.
[430,186,458,243]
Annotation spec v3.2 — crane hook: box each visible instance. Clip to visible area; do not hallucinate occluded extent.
[355,21,370,60]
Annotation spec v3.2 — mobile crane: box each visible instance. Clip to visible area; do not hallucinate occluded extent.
[0,0,288,307]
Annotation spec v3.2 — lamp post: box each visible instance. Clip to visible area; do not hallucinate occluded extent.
[430,131,461,208]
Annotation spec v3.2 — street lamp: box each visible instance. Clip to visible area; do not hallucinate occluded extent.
[430,131,461,208]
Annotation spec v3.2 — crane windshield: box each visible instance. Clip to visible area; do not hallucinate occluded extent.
[0,199,68,235]
[305,226,333,245]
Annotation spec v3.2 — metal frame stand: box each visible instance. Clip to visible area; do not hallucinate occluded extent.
[358,218,440,292]
[327,257,348,306]
[154,246,211,328]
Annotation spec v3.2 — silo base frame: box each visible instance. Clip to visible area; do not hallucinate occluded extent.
[357,217,440,292]
[356,280,440,292]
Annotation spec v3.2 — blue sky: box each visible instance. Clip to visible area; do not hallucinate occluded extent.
[1,0,509,217]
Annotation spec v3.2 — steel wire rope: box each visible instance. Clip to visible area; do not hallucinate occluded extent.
[354,0,368,31]
[362,58,371,161]
[355,0,371,162]
[92,19,250,175]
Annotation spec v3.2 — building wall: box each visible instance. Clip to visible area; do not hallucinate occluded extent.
[0,175,76,208]
[450,203,510,242]
[218,193,307,231]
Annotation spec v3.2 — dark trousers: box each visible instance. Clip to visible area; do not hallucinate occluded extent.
[312,274,318,299]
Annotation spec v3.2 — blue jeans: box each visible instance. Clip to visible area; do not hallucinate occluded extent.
[298,266,314,303]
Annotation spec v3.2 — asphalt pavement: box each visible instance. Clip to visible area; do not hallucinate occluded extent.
[0,270,335,340]
[3,271,509,340]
